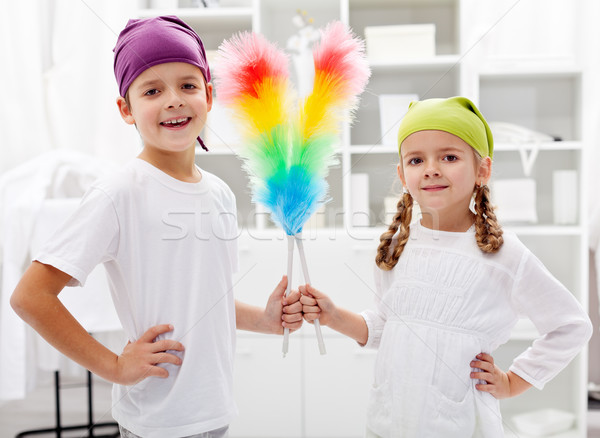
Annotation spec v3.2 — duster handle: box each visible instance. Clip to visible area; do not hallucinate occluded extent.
[296,234,327,355]
[282,235,294,357]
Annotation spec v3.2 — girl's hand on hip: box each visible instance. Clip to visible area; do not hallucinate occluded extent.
[471,352,532,399]
[115,324,184,386]
[470,353,510,399]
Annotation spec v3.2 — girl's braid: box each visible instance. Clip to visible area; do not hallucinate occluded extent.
[473,184,503,253]
[375,191,414,270]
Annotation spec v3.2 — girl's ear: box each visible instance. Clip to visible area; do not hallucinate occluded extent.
[397,163,407,188]
[116,97,135,125]
[477,156,492,185]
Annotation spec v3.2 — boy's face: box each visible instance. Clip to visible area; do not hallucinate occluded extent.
[117,62,212,153]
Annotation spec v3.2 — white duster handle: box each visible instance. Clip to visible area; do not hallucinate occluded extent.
[296,234,326,355]
[282,235,294,357]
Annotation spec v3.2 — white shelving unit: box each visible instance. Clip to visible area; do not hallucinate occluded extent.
[137,1,592,436]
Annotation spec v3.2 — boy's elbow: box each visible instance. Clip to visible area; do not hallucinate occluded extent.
[10,288,31,319]
[10,284,42,321]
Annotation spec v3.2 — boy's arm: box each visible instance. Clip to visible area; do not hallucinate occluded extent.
[11,261,183,385]
[300,284,368,345]
[235,276,303,335]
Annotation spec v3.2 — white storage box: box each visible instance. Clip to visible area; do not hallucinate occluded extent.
[491,178,538,224]
[351,173,370,227]
[511,409,575,437]
[364,24,436,62]
[378,94,418,146]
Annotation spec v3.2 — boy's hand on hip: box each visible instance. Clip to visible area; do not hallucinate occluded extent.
[115,324,184,386]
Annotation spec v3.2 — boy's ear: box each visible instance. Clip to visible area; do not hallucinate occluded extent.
[116,97,135,125]
[205,82,213,112]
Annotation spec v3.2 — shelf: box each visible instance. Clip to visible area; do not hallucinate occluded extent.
[138,6,253,50]
[506,226,583,237]
[350,145,398,154]
[479,61,582,79]
[138,7,253,20]
[351,0,455,5]
[494,141,583,152]
[504,426,579,438]
[369,55,461,71]
[197,147,344,156]
[340,225,584,239]
[348,141,583,155]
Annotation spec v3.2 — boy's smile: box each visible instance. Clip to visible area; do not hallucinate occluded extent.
[160,116,192,129]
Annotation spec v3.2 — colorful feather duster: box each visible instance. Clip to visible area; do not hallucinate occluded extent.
[216,22,370,355]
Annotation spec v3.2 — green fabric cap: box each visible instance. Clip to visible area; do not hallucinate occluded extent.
[397,96,494,159]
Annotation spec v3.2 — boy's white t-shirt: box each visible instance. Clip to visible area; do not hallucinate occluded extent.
[36,158,239,438]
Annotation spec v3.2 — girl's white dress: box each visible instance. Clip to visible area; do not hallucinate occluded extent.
[361,222,591,438]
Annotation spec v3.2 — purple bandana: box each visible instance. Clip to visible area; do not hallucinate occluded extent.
[113,16,211,151]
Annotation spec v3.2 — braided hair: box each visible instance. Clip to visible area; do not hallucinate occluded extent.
[473,184,503,253]
[375,183,504,270]
[375,191,413,271]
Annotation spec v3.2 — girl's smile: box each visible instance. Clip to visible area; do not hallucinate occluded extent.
[421,184,448,192]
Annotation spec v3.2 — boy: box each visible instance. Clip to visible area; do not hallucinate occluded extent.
[11,16,302,437]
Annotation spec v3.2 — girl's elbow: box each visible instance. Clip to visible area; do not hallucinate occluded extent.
[571,315,594,347]
[583,317,594,344]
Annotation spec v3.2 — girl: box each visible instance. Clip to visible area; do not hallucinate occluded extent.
[300,97,592,437]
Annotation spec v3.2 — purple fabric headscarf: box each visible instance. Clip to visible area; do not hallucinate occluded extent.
[113,16,211,151]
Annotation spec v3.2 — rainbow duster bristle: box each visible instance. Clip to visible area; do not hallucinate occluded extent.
[215,32,298,233]
[215,23,370,235]
[288,22,371,233]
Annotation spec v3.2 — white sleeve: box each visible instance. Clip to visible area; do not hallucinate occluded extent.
[508,250,592,389]
[35,187,119,287]
[360,264,388,349]
[228,192,239,275]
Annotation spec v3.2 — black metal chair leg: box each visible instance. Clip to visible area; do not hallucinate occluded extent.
[15,370,119,438]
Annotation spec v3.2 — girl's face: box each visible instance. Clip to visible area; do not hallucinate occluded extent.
[117,62,212,154]
[398,130,491,231]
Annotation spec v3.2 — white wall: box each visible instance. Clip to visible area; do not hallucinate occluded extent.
[0,0,141,175]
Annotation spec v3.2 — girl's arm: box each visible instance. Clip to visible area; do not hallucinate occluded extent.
[235,276,303,334]
[11,261,184,386]
[470,353,532,399]
[300,284,368,345]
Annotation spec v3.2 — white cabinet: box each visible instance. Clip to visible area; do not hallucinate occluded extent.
[303,336,376,437]
[233,231,377,437]
[137,1,593,436]
[231,334,303,437]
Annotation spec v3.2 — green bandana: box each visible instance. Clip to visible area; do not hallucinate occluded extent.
[397,96,494,159]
